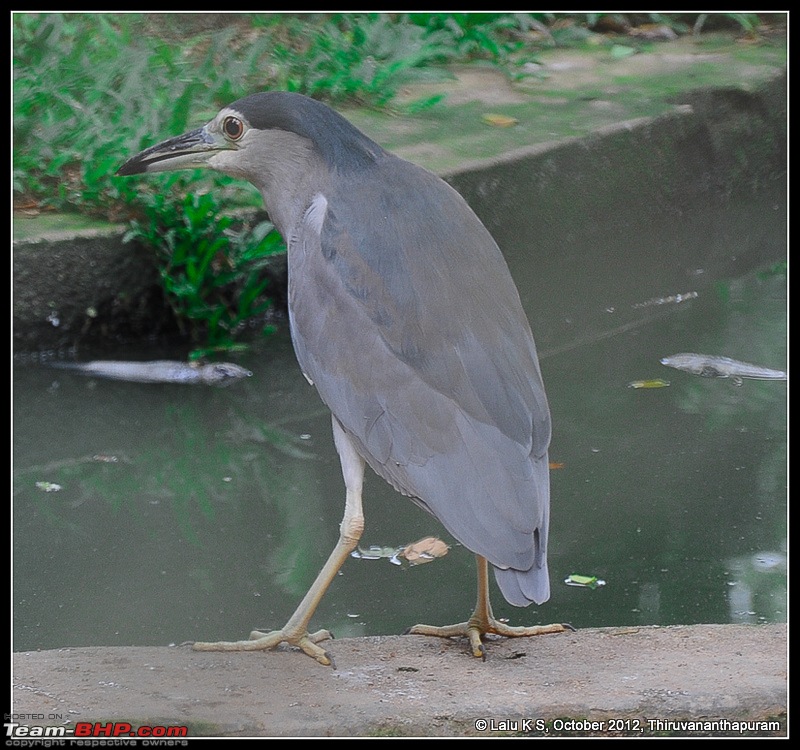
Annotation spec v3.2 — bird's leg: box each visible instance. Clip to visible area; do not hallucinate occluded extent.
[193,417,365,667]
[407,555,569,658]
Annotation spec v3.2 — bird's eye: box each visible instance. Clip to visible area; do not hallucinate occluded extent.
[222,116,245,141]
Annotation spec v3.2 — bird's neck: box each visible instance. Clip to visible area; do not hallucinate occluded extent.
[254,132,330,240]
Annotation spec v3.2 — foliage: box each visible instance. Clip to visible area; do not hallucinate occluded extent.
[12,13,264,218]
[407,12,533,62]
[266,13,454,108]
[692,13,763,35]
[124,187,285,358]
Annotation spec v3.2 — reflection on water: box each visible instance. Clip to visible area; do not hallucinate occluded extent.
[13,190,786,652]
[726,548,786,625]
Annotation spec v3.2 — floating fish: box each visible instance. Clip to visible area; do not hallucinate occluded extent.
[351,545,399,561]
[49,360,252,386]
[660,353,786,386]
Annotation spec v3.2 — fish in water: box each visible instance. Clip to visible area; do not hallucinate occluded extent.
[660,353,787,386]
[49,360,252,386]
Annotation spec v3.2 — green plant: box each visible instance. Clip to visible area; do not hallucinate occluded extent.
[692,13,762,36]
[407,12,529,63]
[12,13,458,219]
[14,13,286,353]
[125,188,285,357]
[14,14,207,218]
[267,14,453,108]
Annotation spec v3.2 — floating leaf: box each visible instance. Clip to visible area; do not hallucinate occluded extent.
[565,573,606,589]
[627,379,670,389]
[482,113,518,127]
[35,481,63,492]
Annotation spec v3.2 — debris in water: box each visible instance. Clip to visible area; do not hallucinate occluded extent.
[400,537,450,566]
[627,379,670,389]
[633,291,698,309]
[482,113,518,127]
[565,573,606,589]
[35,481,62,492]
[351,545,397,561]
[351,536,449,567]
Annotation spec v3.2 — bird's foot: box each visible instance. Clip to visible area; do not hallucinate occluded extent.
[192,627,335,667]
[406,619,572,659]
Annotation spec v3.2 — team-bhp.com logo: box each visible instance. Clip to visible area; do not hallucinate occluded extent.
[5,721,189,739]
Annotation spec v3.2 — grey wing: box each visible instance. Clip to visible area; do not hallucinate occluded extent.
[288,158,551,605]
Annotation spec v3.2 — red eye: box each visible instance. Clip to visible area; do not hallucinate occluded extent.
[222,116,245,141]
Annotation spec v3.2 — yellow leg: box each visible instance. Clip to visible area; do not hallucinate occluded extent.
[193,417,365,667]
[407,555,570,658]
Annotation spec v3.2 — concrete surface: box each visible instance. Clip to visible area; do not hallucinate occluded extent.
[11,624,786,737]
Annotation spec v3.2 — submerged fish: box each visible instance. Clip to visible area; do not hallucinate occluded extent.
[49,360,252,386]
[660,353,786,385]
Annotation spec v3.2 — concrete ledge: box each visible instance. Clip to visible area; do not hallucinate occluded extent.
[12,624,786,737]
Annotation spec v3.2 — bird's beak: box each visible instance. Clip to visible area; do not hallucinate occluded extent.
[116,126,229,176]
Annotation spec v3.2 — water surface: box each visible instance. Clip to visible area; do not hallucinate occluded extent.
[13,186,786,651]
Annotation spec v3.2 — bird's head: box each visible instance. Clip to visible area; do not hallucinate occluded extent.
[117,91,384,180]
[116,107,249,178]
[117,91,385,233]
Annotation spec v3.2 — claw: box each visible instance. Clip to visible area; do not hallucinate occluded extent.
[408,619,568,658]
[407,558,569,659]
[192,627,335,666]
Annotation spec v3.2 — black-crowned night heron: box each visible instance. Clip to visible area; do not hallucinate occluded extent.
[118,91,568,666]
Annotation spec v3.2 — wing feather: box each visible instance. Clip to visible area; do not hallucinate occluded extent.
[288,154,551,604]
